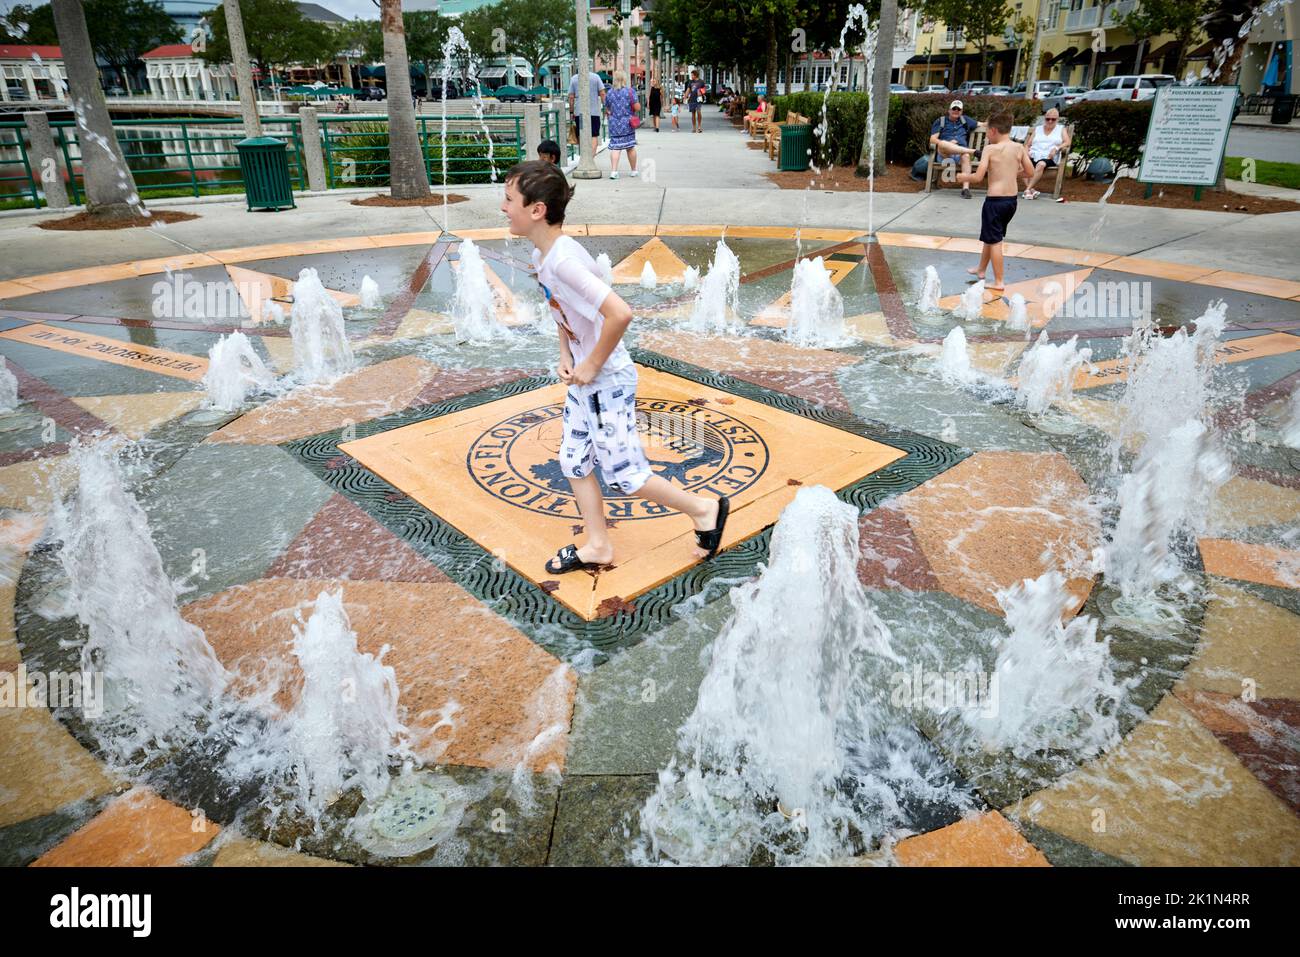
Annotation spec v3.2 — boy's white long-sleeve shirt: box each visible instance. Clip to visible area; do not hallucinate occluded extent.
[532,235,635,385]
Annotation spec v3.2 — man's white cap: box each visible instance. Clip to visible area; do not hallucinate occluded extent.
[950,99,963,110]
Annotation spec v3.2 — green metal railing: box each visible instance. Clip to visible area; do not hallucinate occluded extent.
[320,113,524,188]
[1,108,553,209]
[541,107,576,163]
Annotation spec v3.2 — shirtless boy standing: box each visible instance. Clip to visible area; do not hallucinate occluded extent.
[958,110,1035,291]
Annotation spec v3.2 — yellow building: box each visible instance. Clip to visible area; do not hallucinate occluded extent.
[904,0,1294,92]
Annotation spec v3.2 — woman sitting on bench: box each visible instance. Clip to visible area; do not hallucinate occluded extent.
[1022,108,1070,199]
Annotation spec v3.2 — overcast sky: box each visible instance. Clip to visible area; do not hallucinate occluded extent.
[0,0,385,26]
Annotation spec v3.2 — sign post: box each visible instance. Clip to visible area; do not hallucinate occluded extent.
[1137,85,1237,201]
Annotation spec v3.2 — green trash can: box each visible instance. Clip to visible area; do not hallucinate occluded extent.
[236,136,297,212]
[779,122,812,172]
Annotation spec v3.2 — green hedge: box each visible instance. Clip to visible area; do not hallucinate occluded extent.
[770,91,1047,166]
[1064,100,1152,173]
[327,120,522,187]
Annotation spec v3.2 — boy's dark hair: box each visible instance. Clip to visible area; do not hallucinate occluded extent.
[505,160,574,225]
[537,139,561,162]
[989,110,1013,134]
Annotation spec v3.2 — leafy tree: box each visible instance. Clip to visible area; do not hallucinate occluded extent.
[1,4,58,43]
[1117,0,1212,79]
[199,0,333,84]
[961,0,1010,81]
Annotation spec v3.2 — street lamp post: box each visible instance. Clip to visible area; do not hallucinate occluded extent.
[573,0,600,178]
[1025,0,1070,99]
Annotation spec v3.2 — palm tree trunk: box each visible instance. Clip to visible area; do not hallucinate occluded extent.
[766,13,778,95]
[224,0,262,137]
[858,0,898,177]
[50,0,137,219]
[381,0,429,199]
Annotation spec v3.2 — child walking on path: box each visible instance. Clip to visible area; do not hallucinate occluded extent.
[499,161,730,574]
[957,110,1035,291]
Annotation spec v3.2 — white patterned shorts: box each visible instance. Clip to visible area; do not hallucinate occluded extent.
[560,365,652,495]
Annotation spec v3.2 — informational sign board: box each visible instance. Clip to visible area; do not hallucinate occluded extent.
[1137,85,1237,187]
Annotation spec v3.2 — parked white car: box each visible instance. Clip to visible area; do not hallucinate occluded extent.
[1009,80,1066,100]
[920,84,949,95]
[1077,74,1176,102]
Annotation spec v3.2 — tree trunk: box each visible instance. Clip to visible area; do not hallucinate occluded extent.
[804,48,812,91]
[381,0,428,198]
[224,0,262,137]
[858,0,898,177]
[766,13,778,95]
[783,50,792,96]
[50,0,137,219]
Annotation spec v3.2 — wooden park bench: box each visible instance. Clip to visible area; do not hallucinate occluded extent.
[744,109,770,137]
[924,123,1073,198]
[766,111,810,160]
[924,127,986,193]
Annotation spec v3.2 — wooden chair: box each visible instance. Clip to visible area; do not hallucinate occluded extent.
[748,110,770,139]
[924,128,986,193]
[766,111,808,160]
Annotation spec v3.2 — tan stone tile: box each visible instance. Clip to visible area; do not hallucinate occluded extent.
[1007,695,1300,866]
[1177,582,1300,700]
[258,335,297,373]
[1076,333,1300,391]
[71,393,204,441]
[227,265,359,327]
[379,308,454,342]
[939,237,986,254]
[638,329,862,374]
[1209,476,1300,535]
[0,280,42,300]
[1104,257,1217,283]
[448,259,531,325]
[208,237,379,265]
[1199,538,1300,590]
[875,232,949,249]
[844,311,917,349]
[0,701,117,829]
[655,225,726,237]
[751,257,860,327]
[33,787,218,866]
[0,585,18,671]
[206,356,440,445]
[0,323,207,381]
[894,811,1050,866]
[611,237,692,285]
[128,253,223,277]
[368,231,445,247]
[899,451,1098,616]
[211,836,350,866]
[967,341,1028,377]
[181,578,575,772]
[17,263,140,292]
[1173,688,1272,736]
[727,226,861,241]
[1193,270,1300,301]
[0,455,72,511]
[1017,246,1116,267]
[587,225,656,236]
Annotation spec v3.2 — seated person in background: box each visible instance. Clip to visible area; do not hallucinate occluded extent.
[1022,108,1070,199]
[929,99,984,199]
[538,139,562,164]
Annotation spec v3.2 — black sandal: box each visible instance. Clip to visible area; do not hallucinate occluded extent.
[693,495,731,559]
[545,544,606,575]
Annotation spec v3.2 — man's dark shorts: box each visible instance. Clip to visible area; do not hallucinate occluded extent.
[980,195,1018,245]
[574,115,601,138]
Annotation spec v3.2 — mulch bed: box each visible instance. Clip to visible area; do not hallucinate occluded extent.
[36,209,199,230]
[765,162,1300,214]
[351,193,469,207]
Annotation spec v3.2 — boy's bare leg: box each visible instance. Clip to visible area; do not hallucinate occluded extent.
[969,243,991,280]
[989,243,1005,289]
[634,475,721,558]
[568,474,614,564]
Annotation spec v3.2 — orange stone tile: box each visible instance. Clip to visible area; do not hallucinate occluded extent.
[33,787,219,867]
[15,263,141,292]
[562,224,588,237]
[1193,270,1300,301]
[874,232,949,249]
[1076,333,1300,391]
[206,355,439,445]
[1174,688,1271,736]
[206,237,378,265]
[227,265,359,325]
[339,365,902,619]
[1103,257,1218,283]
[368,231,444,247]
[0,323,207,381]
[0,279,42,299]
[894,811,1050,866]
[181,578,575,772]
[127,253,223,277]
[899,450,1098,616]
[939,237,986,254]
[1017,246,1116,268]
[587,224,656,236]
[638,329,862,374]
[655,225,726,237]
[611,237,691,284]
[448,227,509,242]
[1198,538,1300,590]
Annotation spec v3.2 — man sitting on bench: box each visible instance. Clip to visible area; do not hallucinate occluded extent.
[930,99,984,199]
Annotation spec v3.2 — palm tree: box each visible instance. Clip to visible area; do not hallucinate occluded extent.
[223,0,261,138]
[50,0,138,219]
[379,0,429,199]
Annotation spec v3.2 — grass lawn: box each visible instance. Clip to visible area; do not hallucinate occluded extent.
[1224,156,1300,190]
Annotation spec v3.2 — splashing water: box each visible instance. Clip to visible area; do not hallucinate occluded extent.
[1006,293,1029,333]
[282,589,410,820]
[641,486,930,865]
[786,257,846,347]
[954,281,985,321]
[290,268,355,382]
[263,300,286,325]
[918,266,942,312]
[686,239,740,334]
[960,571,1130,760]
[0,356,17,412]
[49,441,230,764]
[1015,332,1092,416]
[451,238,510,343]
[595,252,614,285]
[1105,418,1232,606]
[439,27,497,229]
[202,331,277,412]
[1284,388,1300,450]
[1116,300,1227,460]
[938,326,979,385]
[640,261,658,289]
[682,266,700,292]
[358,275,381,310]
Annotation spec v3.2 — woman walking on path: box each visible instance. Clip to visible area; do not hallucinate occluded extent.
[605,70,641,179]
[648,80,662,132]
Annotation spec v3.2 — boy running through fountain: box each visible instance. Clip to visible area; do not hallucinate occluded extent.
[957,110,1034,292]
[500,161,730,574]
